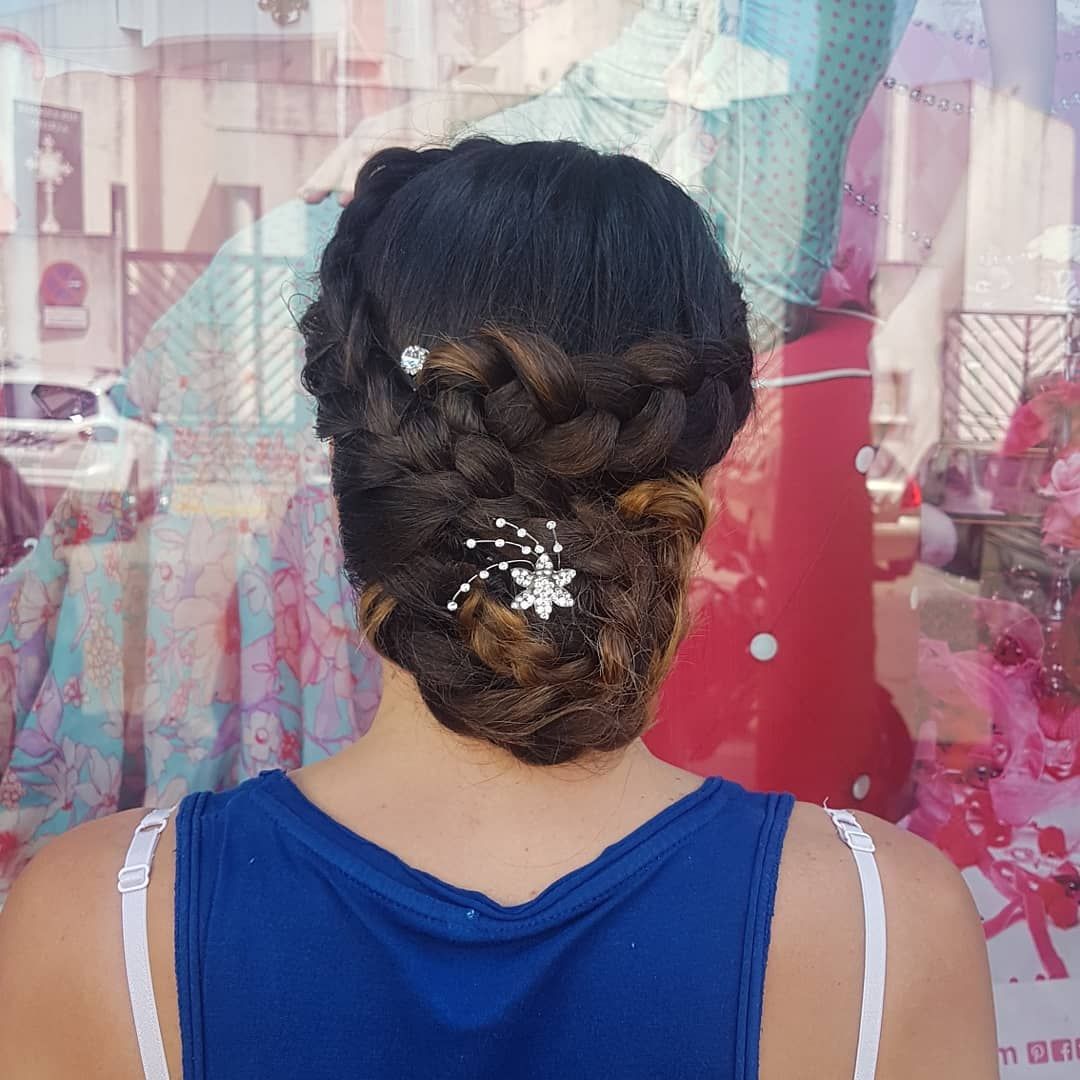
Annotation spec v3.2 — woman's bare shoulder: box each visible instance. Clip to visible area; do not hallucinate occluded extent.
[760,802,999,1080]
[0,809,169,1079]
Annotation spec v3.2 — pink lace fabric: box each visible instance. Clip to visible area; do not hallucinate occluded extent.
[906,596,1080,979]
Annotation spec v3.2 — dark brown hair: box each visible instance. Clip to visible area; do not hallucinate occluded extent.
[301,139,754,765]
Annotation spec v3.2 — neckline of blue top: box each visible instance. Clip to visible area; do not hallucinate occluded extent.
[249,768,732,931]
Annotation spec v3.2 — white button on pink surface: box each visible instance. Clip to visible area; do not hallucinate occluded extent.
[749,633,778,662]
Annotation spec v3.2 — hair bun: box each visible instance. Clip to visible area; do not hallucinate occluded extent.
[326,326,748,764]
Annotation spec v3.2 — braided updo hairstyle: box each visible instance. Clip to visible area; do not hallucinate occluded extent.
[301,139,754,766]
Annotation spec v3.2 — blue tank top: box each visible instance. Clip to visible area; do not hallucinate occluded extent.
[175,769,794,1079]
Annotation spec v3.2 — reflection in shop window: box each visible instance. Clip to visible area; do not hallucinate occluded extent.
[0,1,1077,1066]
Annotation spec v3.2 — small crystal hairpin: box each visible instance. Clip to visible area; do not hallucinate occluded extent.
[400,345,428,378]
[447,518,576,621]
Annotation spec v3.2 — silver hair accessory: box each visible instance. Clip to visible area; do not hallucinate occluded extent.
[447,518,575,621]
[399,345,429,378]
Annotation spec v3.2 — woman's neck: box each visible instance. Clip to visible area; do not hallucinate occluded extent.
[289,662,704,904]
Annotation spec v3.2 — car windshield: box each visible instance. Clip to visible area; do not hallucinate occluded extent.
[2,383,98,422]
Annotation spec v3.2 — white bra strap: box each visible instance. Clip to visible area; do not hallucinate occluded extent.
[118,806,177,1080]
[825,808,887,1080]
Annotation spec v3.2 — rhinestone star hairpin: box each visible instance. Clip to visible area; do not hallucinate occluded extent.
[447,518,576,621]
[399,345,428,378]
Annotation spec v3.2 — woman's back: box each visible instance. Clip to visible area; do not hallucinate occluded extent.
[174,769,786,1078]
[0,732,997,1079]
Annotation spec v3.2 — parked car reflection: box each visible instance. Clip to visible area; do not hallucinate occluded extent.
[0,366,168,519]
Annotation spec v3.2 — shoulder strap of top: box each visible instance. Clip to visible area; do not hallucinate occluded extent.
[825,808,887,1080]
[118,806,178,1080]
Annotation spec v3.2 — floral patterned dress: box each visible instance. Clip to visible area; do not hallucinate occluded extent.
[0,198,380,904]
